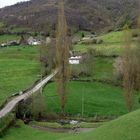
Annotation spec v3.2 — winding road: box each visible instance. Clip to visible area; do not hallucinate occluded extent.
[0,69,58,119]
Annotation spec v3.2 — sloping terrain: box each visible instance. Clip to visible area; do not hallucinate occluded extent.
[2,107,140,140]
[0,0,138,33]
[60,109,140,140]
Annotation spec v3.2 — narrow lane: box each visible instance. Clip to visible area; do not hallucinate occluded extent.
[0,69,58,119]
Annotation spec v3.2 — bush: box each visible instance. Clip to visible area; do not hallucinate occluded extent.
[113,57,123,81]
[45,112,59,121]
[81,32,85,38]
[132,32,139,38]
[0,113,15,137]
[81,38,103,45]
[71,68,80,79]
[96,39,103,44]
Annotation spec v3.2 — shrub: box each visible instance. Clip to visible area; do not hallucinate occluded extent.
[81,32,85,38]
[113,57,123,81]
[0,113,15,137]
[45,112,59,121]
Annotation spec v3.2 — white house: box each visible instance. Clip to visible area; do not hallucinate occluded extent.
[69,56,82,65]
[27,37,41,45]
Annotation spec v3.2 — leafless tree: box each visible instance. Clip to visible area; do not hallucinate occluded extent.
[39,38,56,76]
[134,17,140,91]
[82,48,95,77]
[122,27,134,112]
[31,92,46,120]
[55,0,70,116]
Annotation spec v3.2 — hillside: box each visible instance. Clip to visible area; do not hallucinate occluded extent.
[60,109,140,140]
[2,105,140,140]
[0,0,138,33]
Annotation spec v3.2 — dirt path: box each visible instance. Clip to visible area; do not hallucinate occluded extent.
[30,125,95,133]
[0,69,58,119]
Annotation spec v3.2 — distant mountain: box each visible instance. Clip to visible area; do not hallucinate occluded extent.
[0,0,138,33]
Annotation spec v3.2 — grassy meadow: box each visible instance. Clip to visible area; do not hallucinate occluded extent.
[0,46,40,106]
[71,57,114,81]
[43,82,140,117]
[74,30,137,55]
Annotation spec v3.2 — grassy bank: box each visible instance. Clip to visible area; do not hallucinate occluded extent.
[1,120,71,140]
[60,109,140,140]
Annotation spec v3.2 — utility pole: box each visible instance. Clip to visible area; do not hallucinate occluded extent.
[39,45,42,94]
[81,87,85,117]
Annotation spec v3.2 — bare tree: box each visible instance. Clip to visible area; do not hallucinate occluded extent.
[55,0,70,116]
[39,40,56,75]
[31,92,46,120]
[122,27,134,112]
[82,48,95,77]
[134,17,140,91]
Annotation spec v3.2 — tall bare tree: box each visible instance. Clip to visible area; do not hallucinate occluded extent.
[122,26,134,112]
[134,17,140,91]
[55,0,70,116]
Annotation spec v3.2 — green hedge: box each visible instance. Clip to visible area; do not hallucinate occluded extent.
[0,113,15,137]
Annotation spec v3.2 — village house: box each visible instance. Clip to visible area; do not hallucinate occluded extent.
[27,36,41,45]
[19,35,42,46]
[69,56,82,65]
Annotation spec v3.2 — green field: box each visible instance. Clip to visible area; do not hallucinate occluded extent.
[0,35,20,43]
[0,46,40,106]
[97,31,124,44]
[74,43,124,55]
[0,46,38,59]
[0,45,116,107]
[10,27,31,33]
[44,82,139,117]
[74,30,137,55]
[72,57,114,81]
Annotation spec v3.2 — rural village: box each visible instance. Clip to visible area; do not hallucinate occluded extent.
[0,0,140,140]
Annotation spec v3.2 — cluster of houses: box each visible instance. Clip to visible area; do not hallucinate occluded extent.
[0,34,97,65]
[0,36,41,48]
[69,34,102,65]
